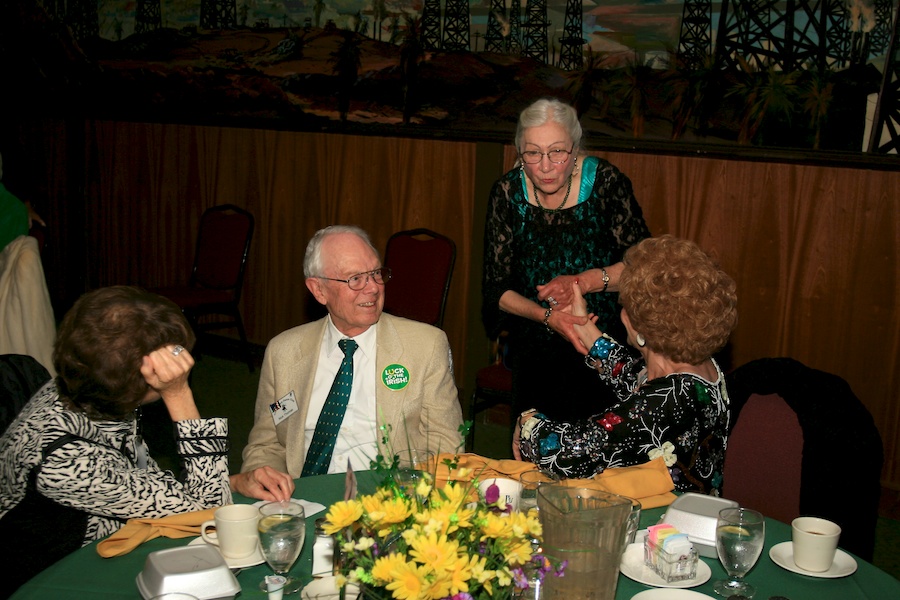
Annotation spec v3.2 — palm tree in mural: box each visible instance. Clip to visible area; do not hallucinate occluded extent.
[666,51,723,141]
[610,57,654,138]
[355,12,369,37]
[566,46,604,118]
[314,0,325,27]
[389,15,402,44]
[372,0,387,41]
[400,15,424,124]
[798,67,835,150]
[727,57,800,145]
[330,30,362,122]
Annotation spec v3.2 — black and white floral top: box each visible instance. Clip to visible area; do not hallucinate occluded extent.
[0,381,232,545]
[519,336,730,495]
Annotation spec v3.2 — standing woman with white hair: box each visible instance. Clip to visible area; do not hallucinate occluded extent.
[482,97,650,430]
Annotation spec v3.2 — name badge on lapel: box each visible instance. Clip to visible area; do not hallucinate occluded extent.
[269,390,299,426]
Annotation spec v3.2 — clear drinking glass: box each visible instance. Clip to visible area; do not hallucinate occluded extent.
[519,470,560,512]
[393,449,435,497]
[714,507,765,598]
[257,500,306,594]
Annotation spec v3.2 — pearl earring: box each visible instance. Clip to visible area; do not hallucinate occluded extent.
[636,334,646,347]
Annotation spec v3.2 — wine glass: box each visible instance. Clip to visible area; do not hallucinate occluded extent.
[257,500,306,594]
[393,449,435,497]
[714,507,766,598]
[519,470,559,512]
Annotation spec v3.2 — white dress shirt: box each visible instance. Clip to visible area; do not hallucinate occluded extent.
[303,316,378,474]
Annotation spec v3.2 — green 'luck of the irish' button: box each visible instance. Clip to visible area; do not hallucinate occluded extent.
[381,364,410,390]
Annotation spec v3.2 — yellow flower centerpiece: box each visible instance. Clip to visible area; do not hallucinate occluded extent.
[322,428,565,600]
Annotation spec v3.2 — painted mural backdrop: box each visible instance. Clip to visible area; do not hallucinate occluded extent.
[5,1,898,154]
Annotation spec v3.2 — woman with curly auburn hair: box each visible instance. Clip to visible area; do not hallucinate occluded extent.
[0,286,293,597]
[515,236,737,495]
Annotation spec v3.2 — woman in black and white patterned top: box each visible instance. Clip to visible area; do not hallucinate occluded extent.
[0,286,290,598]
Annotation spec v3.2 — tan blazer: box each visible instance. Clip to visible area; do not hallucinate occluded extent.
[240,313,464,477]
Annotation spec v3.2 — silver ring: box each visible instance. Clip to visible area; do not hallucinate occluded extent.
[547,296,559,306]
[172,345,184,356]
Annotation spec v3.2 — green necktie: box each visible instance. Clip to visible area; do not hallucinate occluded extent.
[301,338,358,477]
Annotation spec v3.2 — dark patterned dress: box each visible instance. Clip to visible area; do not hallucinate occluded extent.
[519,335,731,495]
[482,155,650,420]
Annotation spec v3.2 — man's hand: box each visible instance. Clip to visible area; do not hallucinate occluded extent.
[230,467,295,502]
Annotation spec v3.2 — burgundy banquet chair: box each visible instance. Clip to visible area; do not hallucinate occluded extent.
[382,228,456,328]
[152,204,255,371]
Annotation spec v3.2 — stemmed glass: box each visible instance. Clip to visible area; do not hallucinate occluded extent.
[393,449,435,497]
[257,500,306,595]
[714,507,766,598]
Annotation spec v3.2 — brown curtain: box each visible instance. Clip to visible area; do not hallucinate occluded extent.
[22,119,900,487]
[83,120,476,385]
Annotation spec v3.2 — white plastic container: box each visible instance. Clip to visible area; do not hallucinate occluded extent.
[661,493,739,558]
[136,545,241,600]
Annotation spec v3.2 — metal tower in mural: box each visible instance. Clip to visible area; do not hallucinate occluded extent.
[848,0,895,63]
[677,0,713,70]
[443,0,471,51]
[868,6,899,154]
[199,0,237,30]
[522,0,549,62]
[485,0,507,53]
[868,0,896,55]
[421,0,442,51]
[558,0,584,70]
[66,0,98,40]
[134,0,162,34]
[509,0,523,54]
[712,0,882,72]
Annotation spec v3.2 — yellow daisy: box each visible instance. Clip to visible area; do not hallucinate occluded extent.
[385,560,430,600]
[324,500,363,534]
[370,553,409,585]
[408,532,459,572]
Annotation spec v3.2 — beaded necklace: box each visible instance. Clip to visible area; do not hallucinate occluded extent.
[532,157,577,212]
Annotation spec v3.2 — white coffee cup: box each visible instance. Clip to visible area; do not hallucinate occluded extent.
[478,477,523,512]
[201,504,260,559]
[791,516,841,572]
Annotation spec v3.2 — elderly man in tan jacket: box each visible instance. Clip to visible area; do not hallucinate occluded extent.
[230,225,463,500]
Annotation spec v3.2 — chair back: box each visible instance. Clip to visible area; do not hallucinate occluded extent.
[722,393,803,525]
[383,228,456,328]
[1,354,52,434]
[190,204,254,299]
[725,357,883,560]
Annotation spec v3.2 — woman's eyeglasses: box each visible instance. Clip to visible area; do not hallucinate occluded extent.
[519,147,573,164]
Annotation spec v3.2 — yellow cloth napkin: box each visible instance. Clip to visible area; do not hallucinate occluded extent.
[559,458,677,509]
[431,454,676,509]
[97,507,220,558]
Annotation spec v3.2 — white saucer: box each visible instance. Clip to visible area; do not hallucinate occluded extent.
[620,542,712,589]
[188,536,265,569]
[768,541,858,578]
[631,589,714,600]
[301,575,360,600]
[253,497,327,518]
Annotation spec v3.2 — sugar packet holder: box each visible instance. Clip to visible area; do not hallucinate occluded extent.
[644,525,698,582]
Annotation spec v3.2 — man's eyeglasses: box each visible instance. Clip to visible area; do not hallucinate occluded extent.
[519,146,574,164]
[317,267,392,290]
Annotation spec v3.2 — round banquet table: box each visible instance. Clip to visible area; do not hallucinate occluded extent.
[9,472,900,599]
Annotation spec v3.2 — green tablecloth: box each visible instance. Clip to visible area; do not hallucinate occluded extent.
[10,472,900,599]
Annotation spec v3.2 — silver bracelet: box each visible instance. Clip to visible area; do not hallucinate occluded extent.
[542,307,553,332]
[600,267,610,293]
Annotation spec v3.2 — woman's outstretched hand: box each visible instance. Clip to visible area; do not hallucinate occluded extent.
[558,282,602,355]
